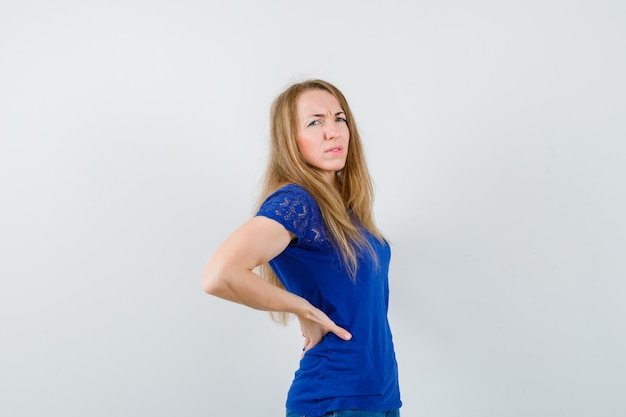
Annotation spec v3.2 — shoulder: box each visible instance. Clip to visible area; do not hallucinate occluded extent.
[257,184,326,246]
[267,183,312,199]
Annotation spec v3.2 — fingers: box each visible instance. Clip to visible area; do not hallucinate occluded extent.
[301,337,309,358]
[299,326,352,357]
[297,307,351,356]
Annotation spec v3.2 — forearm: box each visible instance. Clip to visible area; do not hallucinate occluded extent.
[202,263,311,316]
[201,243,352,345]
[201,216,316,317]
[203,263,351,344]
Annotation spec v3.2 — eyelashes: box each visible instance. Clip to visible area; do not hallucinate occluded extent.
[307,117,347,127]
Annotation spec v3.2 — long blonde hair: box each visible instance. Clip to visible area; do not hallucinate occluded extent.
[257,79,383,324]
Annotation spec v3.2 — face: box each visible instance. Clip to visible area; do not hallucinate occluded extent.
[295,89,350,186]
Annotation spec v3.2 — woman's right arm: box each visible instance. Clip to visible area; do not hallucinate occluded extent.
[201,216,352,348]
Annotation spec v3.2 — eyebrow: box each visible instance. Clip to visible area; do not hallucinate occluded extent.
[308,111,346,118]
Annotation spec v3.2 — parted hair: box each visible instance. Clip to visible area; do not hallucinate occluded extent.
[256,79,383,324]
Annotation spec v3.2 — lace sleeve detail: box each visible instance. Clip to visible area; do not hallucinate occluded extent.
[256,184,328,246]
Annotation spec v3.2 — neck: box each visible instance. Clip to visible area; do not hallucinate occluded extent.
[323,173,340,192]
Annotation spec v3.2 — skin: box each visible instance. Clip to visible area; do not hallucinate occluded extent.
[202,89,352,355]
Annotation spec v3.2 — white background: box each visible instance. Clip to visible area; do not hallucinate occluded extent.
[1,1,625,416]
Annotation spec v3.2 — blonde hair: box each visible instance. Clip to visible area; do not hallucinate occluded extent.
[257,79,383,324]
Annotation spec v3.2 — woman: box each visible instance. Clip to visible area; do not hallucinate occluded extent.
[202,79,401,417]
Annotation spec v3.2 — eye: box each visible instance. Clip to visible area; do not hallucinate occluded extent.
[307,120,320,127]
[336,116,347,123]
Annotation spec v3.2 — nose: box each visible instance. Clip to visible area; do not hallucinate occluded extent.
[324,119,340,140]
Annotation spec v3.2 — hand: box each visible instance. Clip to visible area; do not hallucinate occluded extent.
[297,306,351,357]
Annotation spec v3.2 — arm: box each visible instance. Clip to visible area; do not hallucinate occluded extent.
[201,216,351,351]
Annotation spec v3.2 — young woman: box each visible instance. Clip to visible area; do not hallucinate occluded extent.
[202,79,401,417]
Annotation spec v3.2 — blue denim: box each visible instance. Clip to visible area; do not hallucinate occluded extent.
[287,409,400,417]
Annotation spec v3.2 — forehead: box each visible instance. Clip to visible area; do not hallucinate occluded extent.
[296,89,343,116]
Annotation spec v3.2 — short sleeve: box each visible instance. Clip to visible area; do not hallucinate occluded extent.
[256,184,328,246]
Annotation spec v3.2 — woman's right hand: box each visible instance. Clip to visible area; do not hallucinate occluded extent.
[297,306,351,357]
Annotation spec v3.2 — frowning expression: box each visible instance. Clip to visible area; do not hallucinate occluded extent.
[295,89,350,186]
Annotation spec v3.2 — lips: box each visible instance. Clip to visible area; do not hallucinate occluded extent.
[325,146,343,154]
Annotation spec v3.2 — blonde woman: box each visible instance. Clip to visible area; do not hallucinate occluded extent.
[202,79,401,417]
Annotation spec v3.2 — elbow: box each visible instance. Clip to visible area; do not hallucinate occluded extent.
[201,263,224,296]
[202,259,236,298]
[201,272,214,295]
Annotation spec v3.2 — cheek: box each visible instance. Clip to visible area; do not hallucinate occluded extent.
[296,135,315,157]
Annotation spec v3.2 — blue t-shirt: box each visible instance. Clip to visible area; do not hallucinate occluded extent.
[256,184,401,416]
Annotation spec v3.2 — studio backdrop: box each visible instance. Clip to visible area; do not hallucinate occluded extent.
[1,1,624,416]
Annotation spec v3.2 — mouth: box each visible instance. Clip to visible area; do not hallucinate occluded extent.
[325,146,343,155]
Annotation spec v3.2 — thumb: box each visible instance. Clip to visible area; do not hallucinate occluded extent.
[331,325,352,341]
